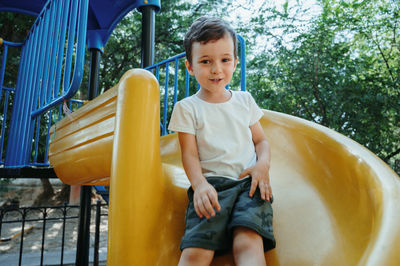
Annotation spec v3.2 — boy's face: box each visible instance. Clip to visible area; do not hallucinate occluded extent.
[185,34,238,94]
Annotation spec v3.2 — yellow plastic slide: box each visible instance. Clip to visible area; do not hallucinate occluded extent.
[49,69,400,265]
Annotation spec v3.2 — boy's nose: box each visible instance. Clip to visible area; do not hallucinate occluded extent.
[211,62,222,74]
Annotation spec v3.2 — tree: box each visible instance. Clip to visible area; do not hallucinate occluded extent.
[243,0,399,174]
[319,0,400,171]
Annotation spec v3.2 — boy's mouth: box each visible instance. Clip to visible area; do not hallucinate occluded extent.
[210,78,223,83]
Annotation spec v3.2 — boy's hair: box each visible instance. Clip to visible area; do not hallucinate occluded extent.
[184,17,237,64]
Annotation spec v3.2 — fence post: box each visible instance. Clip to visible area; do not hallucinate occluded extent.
[60,203,67,265]
[94,200,101,266]
[40,207,48,265]
[18,208,27,266]
[75,186,92,266]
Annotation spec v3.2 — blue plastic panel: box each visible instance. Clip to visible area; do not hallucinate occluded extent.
[0,0,161,49]
[4,0,89,167]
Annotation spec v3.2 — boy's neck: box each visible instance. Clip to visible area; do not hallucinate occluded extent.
[197,88,232,103]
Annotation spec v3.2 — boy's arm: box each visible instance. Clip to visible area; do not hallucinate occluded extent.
[178,132,221,219]
[239,121,272,201]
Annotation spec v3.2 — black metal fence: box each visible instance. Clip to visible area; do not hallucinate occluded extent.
[0,201,108,266]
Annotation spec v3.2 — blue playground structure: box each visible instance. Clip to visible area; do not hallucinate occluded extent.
[0,0,161,173]
[0,0,161,264]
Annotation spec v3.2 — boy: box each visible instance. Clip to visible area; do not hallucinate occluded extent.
[168,17,275,266]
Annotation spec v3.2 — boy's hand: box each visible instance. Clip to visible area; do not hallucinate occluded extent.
[193,181,221,219]
[239,162,272,201]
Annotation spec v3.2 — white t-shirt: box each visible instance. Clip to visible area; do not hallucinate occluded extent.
[168,90,263,180]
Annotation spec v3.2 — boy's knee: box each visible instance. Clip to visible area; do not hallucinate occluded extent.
[233,227,266,265]
[233,227,264,254]
[179,247,214,266]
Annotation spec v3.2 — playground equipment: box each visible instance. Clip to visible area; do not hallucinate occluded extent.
[48,67,400,265]
[2,0,400,265]
[0,0,160,173]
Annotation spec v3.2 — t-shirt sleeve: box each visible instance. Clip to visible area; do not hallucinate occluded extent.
[248,92,263,126]
[168,101,196,135]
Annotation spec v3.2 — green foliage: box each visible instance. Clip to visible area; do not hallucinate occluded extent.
[98,11,142,92]
[245,0,399,174]
[0,12,34,90]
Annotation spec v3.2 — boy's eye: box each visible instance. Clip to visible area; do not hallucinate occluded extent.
[200,60,210,64]
[222,58,231,62]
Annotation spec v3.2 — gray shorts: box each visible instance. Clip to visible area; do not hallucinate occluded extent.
[180,176,276,255]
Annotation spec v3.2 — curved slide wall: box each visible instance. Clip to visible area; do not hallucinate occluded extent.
[160,110,400,265]
[49,70,400,265]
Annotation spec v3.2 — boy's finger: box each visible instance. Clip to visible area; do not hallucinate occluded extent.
[249,180,258,197]
[268,184,273,201]
[194,200,203,218]
[265,184,270,201]
[239,168,251,179]
[196,199,209,219]
[208,191,221,212]
[263,178,271,200]
[259,181,266,201]
[202,196,215,218]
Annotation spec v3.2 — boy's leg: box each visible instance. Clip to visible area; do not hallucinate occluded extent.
[179,247,214,266]
[232,227,266,266]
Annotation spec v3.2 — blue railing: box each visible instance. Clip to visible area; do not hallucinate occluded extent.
[145,35,247,136]
[3,0,88,168]
[0,37,83,167]
[0,40,24,166]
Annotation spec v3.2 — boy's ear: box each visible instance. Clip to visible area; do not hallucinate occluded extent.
[185,59,195,76]
[233,56,239,71]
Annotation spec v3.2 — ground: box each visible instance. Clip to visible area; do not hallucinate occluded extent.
[0,181,108,265]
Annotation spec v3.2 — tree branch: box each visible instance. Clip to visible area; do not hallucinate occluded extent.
[373,33,395,83]
[384,147,400,161]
